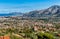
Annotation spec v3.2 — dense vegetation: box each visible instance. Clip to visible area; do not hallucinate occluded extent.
[0,28,55,39]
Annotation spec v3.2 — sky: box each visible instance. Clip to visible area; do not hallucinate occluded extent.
[0,0,60,13]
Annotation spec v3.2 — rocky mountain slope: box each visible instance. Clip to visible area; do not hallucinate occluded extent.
[23,5,60,17]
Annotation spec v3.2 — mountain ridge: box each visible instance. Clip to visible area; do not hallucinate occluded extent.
[23,5,60,17]
[0,5,60,17]
[0,12,24,16]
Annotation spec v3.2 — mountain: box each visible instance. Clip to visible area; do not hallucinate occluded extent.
[9,12,24,16]
[0,5,60,17]
[0,12,24,16]
[23,5,60,17]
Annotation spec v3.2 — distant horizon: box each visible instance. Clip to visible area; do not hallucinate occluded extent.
[0,0,60,13]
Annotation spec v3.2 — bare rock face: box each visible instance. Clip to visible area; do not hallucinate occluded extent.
[23,5,60,17]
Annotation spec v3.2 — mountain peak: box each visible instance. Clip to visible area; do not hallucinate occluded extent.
[23,5,60,17]
[49,5,60,9]
[52,5,60,7]
[47,5,60,13]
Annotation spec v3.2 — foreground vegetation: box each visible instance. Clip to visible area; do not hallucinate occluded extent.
[0,28,55,39]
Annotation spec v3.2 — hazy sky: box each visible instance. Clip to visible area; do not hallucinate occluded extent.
[0,0,60,13]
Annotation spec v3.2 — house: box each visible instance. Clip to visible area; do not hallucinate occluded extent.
[0,36,10,39]
[46,23,53,27]
[33,25,40,31]
[4,36,10,39]
[57,34,60,37]
[0,36,3,39]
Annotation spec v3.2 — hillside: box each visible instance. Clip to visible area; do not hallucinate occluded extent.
[23,5,60,17]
